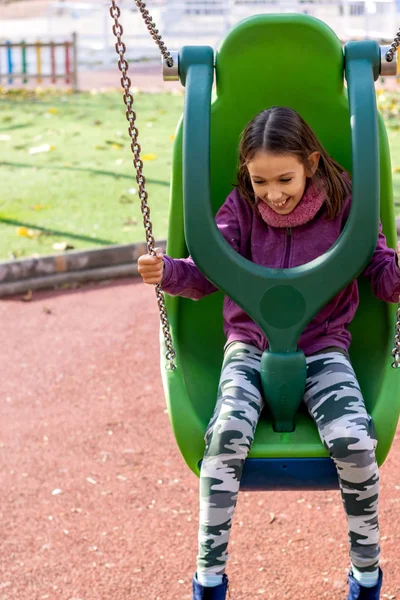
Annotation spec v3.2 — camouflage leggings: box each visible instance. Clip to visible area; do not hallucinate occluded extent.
[197,342,380,576]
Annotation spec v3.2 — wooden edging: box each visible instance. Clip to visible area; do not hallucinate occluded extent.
[0,240,166,297]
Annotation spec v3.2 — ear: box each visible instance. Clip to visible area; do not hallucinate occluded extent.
[306,152,320,177]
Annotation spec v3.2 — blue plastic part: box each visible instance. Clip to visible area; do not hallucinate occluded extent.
[199,458,339,491]
[6,41,13,85]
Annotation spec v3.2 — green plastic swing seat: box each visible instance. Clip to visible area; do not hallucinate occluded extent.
[160,14,400,490]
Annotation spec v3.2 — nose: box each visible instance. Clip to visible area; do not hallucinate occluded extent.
[265,188,283,203]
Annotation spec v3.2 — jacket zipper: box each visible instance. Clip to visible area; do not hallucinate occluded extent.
[283,227,292,268]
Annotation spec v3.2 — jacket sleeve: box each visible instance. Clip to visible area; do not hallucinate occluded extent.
[362,223,400,303]
[160,195,241,300]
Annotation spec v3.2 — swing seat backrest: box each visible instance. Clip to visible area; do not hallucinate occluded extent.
[161,14,400,488]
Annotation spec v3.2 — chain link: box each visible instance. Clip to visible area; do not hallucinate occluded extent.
[386,28,400,62]
[133,0,173,67]
[391,302,400,368]
[110,1,176,370]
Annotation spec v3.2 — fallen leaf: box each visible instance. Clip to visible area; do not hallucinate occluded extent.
[48,107,59,114]
[142,153,157,161]
[169,134,175,141]
[28,144,55,155]
[17,226,36,239]
[52,242,74,251]
[30,204,47,211]
[21,290,33,302]
[105,140,124,149]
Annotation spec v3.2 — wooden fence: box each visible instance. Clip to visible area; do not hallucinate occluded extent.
[0,32,78,91]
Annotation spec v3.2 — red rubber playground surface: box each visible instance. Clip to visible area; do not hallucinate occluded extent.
[1,278,400,600]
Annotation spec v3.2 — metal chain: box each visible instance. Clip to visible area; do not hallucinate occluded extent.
[392,303,400,368]
[109,1,176,370]
[375,25,400,363]
[386,28,400,62]
[134,0,173,67]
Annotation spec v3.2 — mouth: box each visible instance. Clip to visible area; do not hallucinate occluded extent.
[268,197,290,209]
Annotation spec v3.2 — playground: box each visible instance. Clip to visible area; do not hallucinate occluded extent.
[2,2,400,599]
[1,280,400,599]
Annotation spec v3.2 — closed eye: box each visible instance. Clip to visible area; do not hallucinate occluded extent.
[252,178,292,184]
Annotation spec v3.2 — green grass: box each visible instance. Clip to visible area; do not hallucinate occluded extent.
[378,90,400,205]
[0,88,184,260]
[1,87,400,261]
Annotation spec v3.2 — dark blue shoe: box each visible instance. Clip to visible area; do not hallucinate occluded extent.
[192,572,229,599]
[347,568,383,599]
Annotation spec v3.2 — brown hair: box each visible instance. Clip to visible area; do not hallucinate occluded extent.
[237,107,351,219]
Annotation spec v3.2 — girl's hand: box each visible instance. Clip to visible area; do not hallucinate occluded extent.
[397,242,400,267]
[138,248,164,284]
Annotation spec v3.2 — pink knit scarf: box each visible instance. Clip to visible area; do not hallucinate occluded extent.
[256,178,326,228]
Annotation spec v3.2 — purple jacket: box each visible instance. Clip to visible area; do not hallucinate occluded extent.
[161,189,400,355]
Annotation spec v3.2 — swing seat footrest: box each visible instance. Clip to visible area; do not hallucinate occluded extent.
[199,457,339,491]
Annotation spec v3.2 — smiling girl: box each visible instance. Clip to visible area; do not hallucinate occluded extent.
[138,106,400,600]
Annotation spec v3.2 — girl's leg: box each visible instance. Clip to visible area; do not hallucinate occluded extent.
[196,342,264,579]
[304,352,380,579]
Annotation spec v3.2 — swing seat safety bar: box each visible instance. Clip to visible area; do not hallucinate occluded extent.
[179,41,381,433]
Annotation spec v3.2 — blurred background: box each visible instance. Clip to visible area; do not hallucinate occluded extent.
[0,0,399,265]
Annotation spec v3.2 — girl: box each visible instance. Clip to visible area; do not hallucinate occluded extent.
[138,106,400,600]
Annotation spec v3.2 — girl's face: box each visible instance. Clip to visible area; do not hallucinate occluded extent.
[247,150,320,215]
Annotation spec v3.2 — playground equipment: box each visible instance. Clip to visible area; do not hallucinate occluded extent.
[110,3,400,490]
[0,34,78,90]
